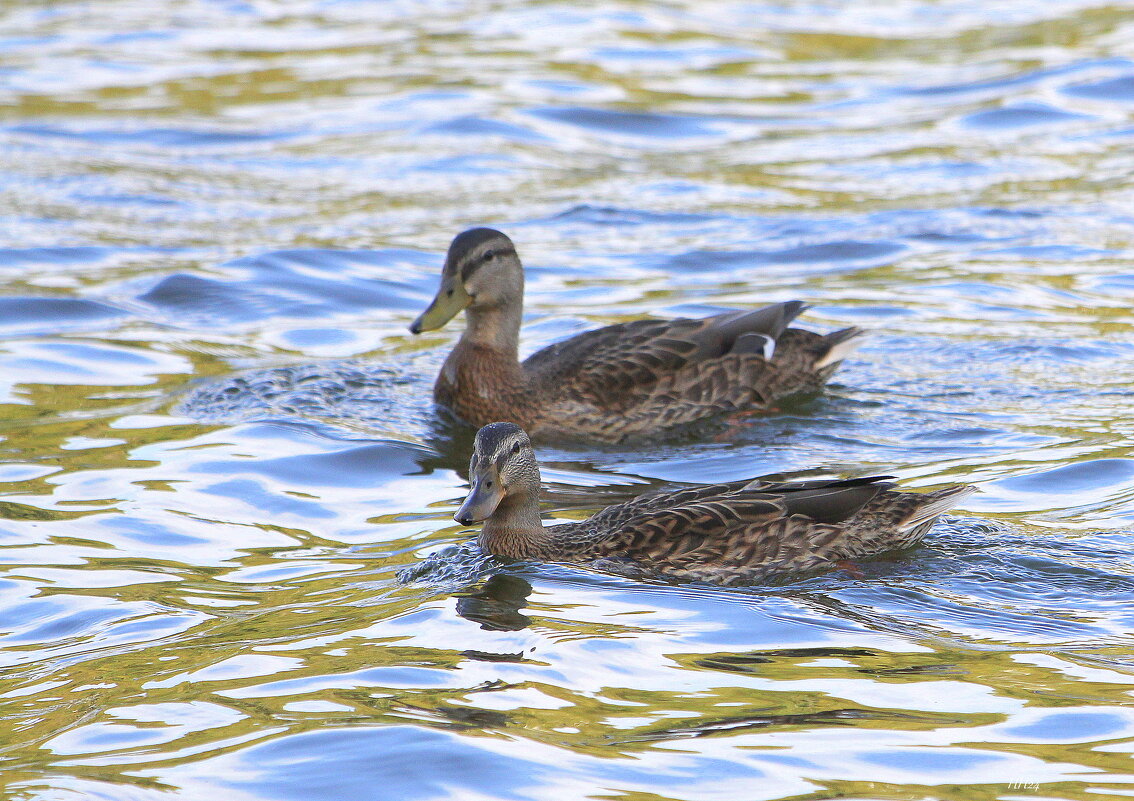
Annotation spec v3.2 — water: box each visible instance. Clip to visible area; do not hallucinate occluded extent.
[2,0,1134,798]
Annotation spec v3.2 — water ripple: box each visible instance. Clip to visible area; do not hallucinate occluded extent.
[2,1,1134,799]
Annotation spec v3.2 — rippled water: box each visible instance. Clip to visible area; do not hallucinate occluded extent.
[3,1,1134,799]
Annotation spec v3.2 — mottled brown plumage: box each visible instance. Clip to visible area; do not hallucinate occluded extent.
[410,228,866,442]
[453,423,977,585]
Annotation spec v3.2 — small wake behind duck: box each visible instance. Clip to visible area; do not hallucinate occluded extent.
[177,352,442,440]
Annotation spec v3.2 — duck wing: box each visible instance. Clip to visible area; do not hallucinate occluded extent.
[522,302,808,412]
[588,475,893,531]
[585,479,759,530]
[572,476,899,582]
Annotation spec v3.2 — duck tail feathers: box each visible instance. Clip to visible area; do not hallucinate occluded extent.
[814,326,868,369]
[899,485,977,531]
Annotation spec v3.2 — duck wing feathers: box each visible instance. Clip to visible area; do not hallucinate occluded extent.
[522,302,808,413]
[566,476,898,576]
[587,475,893,531]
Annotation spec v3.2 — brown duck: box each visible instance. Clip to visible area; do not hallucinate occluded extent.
[410,228,866,442]
[454,422,976,585]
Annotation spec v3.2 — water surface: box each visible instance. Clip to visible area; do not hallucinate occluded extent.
[2,1,1134,799]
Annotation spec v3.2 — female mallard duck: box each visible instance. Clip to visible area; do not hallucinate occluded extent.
[454,422,976,585]
[410,228,865,442]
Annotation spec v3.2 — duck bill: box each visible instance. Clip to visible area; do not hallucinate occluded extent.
[455,479,504,525]
[410,274,470,333]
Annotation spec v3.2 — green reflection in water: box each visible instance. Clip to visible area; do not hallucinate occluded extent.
[2,0,1134,799]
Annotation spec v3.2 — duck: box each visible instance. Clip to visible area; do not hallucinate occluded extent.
[453,422,976,585]
[410,228,866,442]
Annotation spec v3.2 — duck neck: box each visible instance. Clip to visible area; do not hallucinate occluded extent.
[461,298,522,361]
[478,492,548,559]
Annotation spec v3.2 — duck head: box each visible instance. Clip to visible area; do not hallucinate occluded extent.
[410,228,523,334]
[455,421,541,527]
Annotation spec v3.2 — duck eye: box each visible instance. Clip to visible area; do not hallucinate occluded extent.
[483,249,496,262]
[511,442,520,455]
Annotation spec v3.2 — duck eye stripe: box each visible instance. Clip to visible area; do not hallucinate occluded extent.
[460,247,514,281]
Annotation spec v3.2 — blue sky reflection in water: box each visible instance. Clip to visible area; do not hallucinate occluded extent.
[1,0,1133,799]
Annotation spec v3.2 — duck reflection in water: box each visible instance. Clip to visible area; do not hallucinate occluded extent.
[455,573,533,631]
